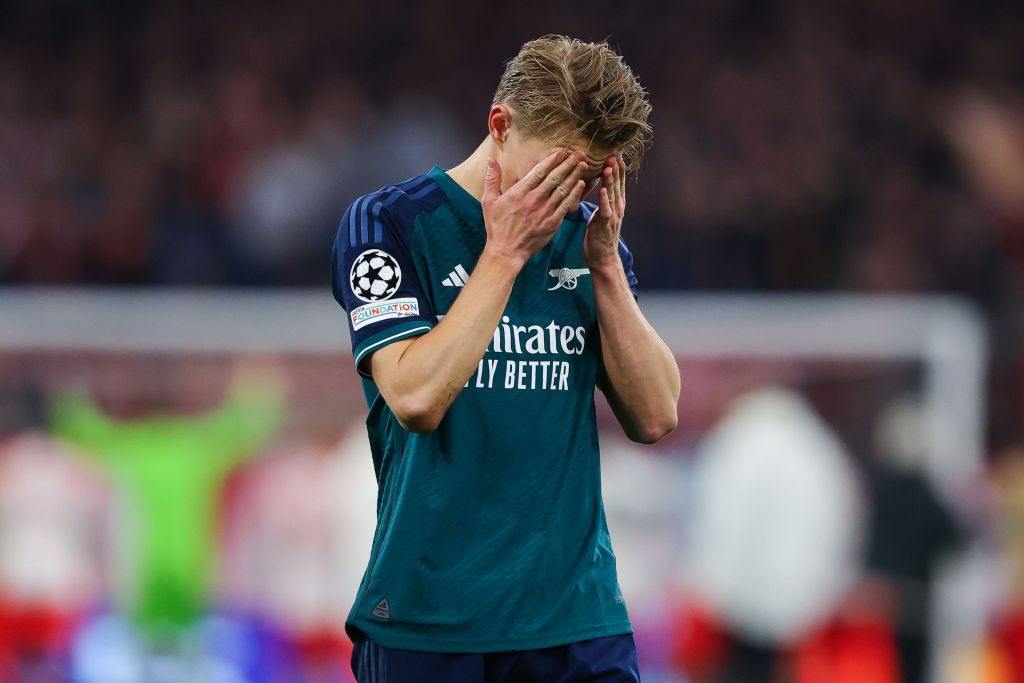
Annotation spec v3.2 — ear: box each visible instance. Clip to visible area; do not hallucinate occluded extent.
[487,105,512,149]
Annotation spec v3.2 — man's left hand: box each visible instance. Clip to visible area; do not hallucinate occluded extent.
[583,155,627,269]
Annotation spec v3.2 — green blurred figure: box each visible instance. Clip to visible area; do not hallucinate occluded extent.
[48,363,285,635]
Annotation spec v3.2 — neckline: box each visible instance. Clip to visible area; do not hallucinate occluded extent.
[428,166,484,226]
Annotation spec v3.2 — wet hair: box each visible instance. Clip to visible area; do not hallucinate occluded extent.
[493,35,653,172]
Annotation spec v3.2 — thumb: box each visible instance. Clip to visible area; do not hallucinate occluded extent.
[483,158,502,202]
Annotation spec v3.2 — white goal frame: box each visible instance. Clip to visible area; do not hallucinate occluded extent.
[0,289,986,504]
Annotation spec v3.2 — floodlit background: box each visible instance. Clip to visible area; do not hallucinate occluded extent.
[1,1,1023,681]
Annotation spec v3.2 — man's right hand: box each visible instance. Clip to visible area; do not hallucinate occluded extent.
[481,151,588,265]
[368,151,587,433]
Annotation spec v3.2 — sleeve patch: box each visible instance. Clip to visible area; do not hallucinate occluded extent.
[350,298,421,331]
[350,249,402,302]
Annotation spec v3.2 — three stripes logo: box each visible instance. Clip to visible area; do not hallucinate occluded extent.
[442,264,472,288]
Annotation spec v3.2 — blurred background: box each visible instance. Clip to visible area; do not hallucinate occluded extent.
[1,0,1023,681]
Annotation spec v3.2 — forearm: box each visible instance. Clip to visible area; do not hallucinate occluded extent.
[592,259,680,443]
[371,248,521,431]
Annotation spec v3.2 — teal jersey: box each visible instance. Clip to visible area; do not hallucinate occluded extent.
[330,166,638,653]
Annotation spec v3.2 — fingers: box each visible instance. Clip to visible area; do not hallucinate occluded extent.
[553,180,587,222]
[601,156,626,217]
[545,159,588,209]
[616,156,627,213]
[482,157,502,203]
[601,161,615,206]
[538,152,585,199]
[519,150,565,191]
[598,186,613,218]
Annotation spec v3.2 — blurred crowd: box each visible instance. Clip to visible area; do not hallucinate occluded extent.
[0,384,379,682]
[4,0,1024,427]
[2,1,1021,292]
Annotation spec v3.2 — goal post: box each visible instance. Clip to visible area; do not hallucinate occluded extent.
[0,289,987,504]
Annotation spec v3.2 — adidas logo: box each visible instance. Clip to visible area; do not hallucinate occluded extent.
[371,598,391,620]
[442,264,472,287]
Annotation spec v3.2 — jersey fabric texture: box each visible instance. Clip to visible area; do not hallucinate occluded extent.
[330,166,639,653]
[351,633,640,682]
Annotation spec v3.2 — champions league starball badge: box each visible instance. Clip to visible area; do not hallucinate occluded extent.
[350,249,402,302]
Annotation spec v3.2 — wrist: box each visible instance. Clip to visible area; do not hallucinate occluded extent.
[481,243,528,273]
[586,254,623,277]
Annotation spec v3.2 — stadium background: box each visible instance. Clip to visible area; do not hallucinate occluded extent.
[1,1,1023,681]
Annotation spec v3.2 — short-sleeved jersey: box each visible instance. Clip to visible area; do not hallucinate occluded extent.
[331,166,639,653]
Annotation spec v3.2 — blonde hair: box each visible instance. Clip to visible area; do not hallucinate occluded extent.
[493,35,652,172]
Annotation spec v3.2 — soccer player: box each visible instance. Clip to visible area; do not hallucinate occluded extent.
[331,35,680,682]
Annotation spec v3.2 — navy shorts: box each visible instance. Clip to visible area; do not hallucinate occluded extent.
[351,633,640,683]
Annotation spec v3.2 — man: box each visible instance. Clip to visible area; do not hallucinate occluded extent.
[331,35,680,682]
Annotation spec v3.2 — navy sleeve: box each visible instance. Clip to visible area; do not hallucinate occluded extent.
[618,237,640,300]
[331,192,436,377]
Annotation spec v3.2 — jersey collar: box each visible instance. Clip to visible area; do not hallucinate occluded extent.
[428,166,484,228]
